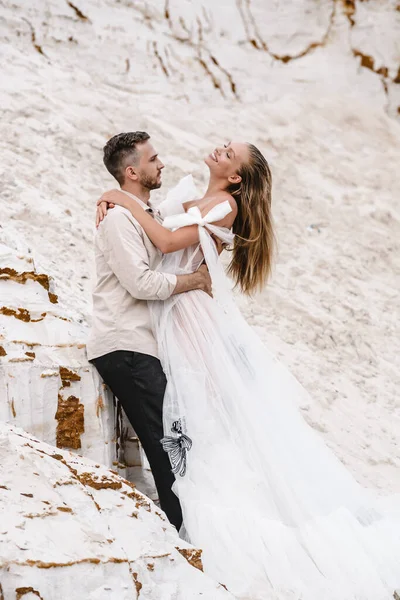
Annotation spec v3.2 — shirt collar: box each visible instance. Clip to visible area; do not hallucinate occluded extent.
[120,190,153,212]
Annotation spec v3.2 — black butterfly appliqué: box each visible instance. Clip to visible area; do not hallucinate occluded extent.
[160,419,193,477]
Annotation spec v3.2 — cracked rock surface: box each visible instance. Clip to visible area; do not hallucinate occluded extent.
[0,243,117,467]
[0,423,235,599]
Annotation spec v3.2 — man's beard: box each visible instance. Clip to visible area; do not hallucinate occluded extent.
[141,172,162,190]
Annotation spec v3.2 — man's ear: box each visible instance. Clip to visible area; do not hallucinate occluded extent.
[125,165,138,182]
[228,173,242,185]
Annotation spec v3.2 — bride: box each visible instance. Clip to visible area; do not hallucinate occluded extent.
[97,142,400,600]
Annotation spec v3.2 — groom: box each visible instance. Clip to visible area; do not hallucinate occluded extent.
[87,131,211,530]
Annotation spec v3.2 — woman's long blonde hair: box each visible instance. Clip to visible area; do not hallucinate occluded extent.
[227,144,275,295]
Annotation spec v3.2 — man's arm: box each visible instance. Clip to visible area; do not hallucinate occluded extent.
[172,264,211,296]
[101,209,211,300]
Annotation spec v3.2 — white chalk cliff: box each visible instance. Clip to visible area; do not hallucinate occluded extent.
[0,424,234,599]
[0,0,399,597]
[0,243,117,465]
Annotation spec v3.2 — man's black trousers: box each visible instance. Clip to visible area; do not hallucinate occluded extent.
[91,350,183,530]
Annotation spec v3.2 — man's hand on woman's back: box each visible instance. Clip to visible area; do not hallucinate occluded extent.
[172,264,212,298]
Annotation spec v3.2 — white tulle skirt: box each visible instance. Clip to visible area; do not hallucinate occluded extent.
[147,177,400,599]
[149,282,400,600]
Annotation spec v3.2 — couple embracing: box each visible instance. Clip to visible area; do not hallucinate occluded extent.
[87,132,400,599]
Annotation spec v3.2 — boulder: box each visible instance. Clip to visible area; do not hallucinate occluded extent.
[0,423,235,599]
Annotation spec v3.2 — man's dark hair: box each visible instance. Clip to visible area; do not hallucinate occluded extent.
[103,131,150,185]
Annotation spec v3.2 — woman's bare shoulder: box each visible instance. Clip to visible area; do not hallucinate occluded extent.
[224,193,238,217]
[203,193,238,223]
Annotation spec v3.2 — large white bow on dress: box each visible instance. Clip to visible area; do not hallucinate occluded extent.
[163,200,235,246]
[163,199,237,312]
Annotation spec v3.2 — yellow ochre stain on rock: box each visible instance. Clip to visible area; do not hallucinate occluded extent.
[55,394,84,449]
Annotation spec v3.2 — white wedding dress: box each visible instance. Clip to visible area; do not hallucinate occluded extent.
[149,176,400,600]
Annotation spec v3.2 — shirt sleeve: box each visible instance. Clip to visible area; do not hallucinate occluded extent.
[100,208,177,301]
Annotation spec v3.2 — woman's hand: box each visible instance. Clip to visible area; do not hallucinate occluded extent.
[96,200,115,227]
[96,189,132,228]
[96,190,145,229]
[98,189,134,209]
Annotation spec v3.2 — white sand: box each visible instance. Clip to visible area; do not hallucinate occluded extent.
[0,0,399,498]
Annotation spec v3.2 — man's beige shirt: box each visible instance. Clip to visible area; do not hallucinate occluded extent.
[86,193,177,361]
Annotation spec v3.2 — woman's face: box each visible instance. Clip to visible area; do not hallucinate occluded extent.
[205,141,250,184]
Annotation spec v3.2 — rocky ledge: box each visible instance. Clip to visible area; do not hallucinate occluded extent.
[0,423,235,599]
